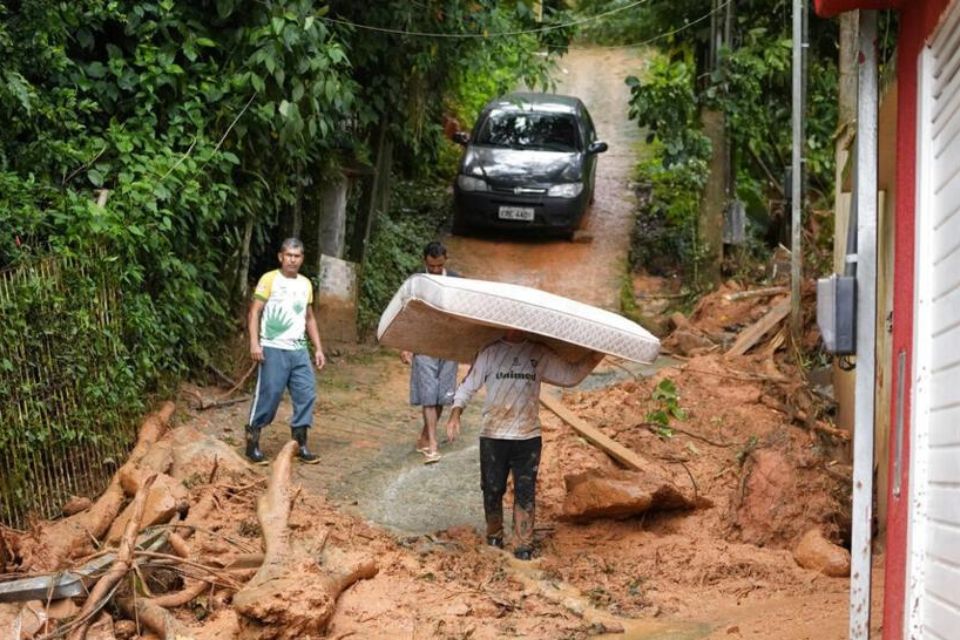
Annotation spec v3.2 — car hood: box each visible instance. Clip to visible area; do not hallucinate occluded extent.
[461,146,583,186]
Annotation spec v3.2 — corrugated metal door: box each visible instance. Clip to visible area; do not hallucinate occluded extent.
[908,3,960,638]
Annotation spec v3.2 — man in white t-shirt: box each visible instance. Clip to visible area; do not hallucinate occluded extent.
[445,329,603,560]
[245,238,325,465]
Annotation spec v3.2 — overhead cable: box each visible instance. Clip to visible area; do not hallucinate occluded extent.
[318,0,650,39]
[571,0,733,50]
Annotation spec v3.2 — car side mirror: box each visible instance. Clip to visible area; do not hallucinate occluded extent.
[452,131,470,146]
[587,141,608,155]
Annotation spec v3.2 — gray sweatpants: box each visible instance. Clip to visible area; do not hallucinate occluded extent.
[248,347,316,429]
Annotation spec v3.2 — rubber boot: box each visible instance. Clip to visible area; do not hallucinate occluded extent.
[486,536,504,549]
[513,545,534,561]
[245,425,268,466]
[292,426,319,464]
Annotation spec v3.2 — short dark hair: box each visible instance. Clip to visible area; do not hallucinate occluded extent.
[423,241,447,259]
[280,237,304,253]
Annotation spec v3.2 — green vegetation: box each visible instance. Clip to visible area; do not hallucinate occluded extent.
[577,0,846,283]
[646,378,687,438]
[0,1,571,522]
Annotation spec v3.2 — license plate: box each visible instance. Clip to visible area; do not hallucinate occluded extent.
[498,206,535,221]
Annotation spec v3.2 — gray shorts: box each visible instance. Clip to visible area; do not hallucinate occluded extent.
[410,354,457,406]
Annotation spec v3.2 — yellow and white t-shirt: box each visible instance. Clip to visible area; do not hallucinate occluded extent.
[253,270,313,351]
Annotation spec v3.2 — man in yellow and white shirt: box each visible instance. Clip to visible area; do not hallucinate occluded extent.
[246,238,325,464]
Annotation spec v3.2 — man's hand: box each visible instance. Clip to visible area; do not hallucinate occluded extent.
[314,349,326,369]
[400,350,413,365]
[445,414,461,443]
[250,341,264,362]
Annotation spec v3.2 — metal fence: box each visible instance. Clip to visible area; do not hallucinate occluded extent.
[0,255,136,529]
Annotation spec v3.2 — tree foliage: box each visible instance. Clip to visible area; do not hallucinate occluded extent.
[587,0,844,276]
[0,0,567,470]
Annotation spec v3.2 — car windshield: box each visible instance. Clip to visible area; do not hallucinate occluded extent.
[475,110,580,152]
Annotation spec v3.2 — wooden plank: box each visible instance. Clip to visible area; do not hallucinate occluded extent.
[539,392,644,471]
[722,286,788,302]
[725,298,791,357]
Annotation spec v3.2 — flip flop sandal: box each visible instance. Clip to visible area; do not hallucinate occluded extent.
[415,445,430,454]
[423,451,442,464]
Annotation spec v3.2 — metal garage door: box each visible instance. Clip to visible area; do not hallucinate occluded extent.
[909,3,960,638]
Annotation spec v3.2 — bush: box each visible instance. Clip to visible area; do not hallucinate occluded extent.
[357,181,452,333]
[626,53,710,277]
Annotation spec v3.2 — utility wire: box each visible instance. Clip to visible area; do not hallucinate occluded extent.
[571,0,733,50]
[318,0,650,39]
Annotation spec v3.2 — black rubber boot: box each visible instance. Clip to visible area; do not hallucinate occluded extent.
[292,426,319,464]
[245,425,268,466]
[486,536,504,549]
[513,545,534,561]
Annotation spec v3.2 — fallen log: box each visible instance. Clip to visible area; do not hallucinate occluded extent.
[7,404,175,573]
[232,442,377,639]
[116,597,189,640]
[69,474,157,640]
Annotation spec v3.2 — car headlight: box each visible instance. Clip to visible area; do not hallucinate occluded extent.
[457,175,489,192]
[547,182,583,198]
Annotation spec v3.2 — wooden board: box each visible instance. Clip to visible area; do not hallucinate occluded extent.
[725,298,791,357]
[540,392,645,471]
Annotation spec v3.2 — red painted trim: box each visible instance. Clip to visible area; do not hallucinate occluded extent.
[813,0,901,18]
[883,1,953,638]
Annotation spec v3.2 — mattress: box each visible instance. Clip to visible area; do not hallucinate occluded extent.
[377,274,661,366]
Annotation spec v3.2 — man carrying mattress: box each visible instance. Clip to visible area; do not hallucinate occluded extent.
[445,329,603,560]
[400,241,460,464]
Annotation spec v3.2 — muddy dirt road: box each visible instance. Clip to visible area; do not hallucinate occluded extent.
[445,46,645,309]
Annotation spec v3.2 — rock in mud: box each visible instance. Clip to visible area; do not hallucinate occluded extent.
[663,329,715,357]
[166,426,252,482]
[106,473,189,543]
[734,449,795,544]
[793,528,851,577]
[561,469,696,522]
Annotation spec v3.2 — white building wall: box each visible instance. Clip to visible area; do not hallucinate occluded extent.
[908,3,960,637]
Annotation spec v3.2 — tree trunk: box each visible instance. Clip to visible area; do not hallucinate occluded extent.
[232,442,377,639]
[698,109,727,287]
[237,216,255,301]
[349,122,389,263]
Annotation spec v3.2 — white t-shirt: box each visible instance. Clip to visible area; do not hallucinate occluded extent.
[453,339,599,440]
[253,270,313,350]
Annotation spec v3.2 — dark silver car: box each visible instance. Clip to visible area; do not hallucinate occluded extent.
[452,92,607,237]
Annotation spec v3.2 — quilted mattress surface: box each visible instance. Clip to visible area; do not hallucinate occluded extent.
[377,274,661,365]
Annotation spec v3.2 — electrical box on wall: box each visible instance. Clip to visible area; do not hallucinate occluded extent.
[817,274,857,354]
